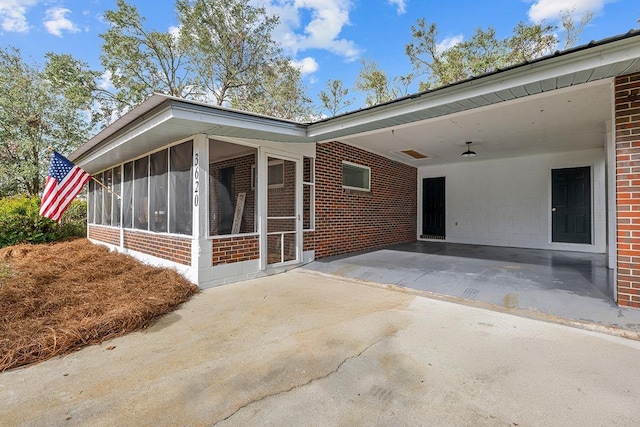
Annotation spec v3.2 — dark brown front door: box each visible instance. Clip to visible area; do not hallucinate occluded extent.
[552,166,591,244]
[422,177,446,239]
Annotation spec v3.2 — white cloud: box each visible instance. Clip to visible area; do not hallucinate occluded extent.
[436,34,464,53]
[98,70,115,91]
[43,7,79,37]
[0,0,37,33]
[388,0,407,15]
[260,0,362,61]
[528,0,607,22]
[291,56,319,75]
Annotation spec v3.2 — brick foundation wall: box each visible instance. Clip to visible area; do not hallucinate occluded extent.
[88,225,120,246]
[123,230,191,265]
[212,235,260,265]
[313,141,417,258]
[615,72,640,308]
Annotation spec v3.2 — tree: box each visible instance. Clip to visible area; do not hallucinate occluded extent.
[176,0,285,107]
[355,59,414,107]
[230,59,314,121]
[100,0,195,117]
[0,48,93,196]
[561,9,594,50]
[319,79,355,117]
[405,13,590,91]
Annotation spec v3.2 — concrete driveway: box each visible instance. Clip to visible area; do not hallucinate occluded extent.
[2,271,640,426]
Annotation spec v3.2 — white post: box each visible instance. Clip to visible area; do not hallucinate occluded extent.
[191,134,212,286]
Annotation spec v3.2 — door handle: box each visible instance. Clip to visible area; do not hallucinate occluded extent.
[552,207,556,212]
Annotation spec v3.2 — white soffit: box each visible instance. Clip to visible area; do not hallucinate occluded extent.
[307,33,640,142]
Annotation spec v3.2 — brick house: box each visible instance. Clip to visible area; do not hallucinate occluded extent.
[71,30,640,307]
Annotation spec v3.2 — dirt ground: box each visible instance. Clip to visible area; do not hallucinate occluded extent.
[0,239,198,371]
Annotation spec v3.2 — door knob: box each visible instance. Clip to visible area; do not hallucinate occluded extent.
[552,207,556,212]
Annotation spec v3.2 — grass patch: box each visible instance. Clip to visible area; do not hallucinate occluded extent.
[0,239,198,372]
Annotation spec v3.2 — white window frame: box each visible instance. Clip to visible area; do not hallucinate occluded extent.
[252,159,285,190]
[342,161,371,192]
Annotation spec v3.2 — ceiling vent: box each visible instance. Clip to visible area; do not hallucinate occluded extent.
[396,149,429,160]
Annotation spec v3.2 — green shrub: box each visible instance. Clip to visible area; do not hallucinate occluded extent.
[0,195,87,248]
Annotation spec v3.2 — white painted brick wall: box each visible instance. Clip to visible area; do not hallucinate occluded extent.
[418,148,606,253]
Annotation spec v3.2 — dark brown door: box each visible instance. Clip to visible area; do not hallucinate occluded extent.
[422,177,446,239]
[552,166,591,244]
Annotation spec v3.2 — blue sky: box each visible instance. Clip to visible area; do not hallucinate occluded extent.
[1,0,639,110]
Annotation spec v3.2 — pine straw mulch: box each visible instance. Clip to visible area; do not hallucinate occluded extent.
[0,239,198,372]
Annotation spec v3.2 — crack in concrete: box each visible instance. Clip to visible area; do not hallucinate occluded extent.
[213,337,386,425]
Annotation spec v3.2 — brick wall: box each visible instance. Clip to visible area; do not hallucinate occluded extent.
[123,230,191,265]
[212,235,260,265]
[313,141,417,258]
[615,72,640,308]
[88,225,120,246]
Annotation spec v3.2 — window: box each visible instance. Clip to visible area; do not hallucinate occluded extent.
[103,169,113,226]
[303,157,314,230]
[134,157,149,230]
[88,179,95,223]
[209,139,257,236]
[122,162,134,229]
[94,172,103,224]
[169,141,193,235]
[149,150,168,232]
[88,143,193,236]
[251,160,285,190]
[112,166,122,227]
[342,161,370,191]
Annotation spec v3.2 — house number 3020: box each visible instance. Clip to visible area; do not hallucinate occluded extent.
[194,153,199,207]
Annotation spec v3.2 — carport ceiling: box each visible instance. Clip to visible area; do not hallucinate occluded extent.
[338,79,612,166]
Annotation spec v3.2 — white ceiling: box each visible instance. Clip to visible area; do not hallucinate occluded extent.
[338,79,613,167]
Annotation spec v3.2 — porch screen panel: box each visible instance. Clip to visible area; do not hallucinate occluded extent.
[87,179,95,223]
[111,166,122,227]
[169,141,193,235]
[94,172,103,225]
[303,156,314,230]
[122,162,134,229]
[208,139,257,236]
[134,157,149,230]
[150,150,168,232]
[102,169,112,226]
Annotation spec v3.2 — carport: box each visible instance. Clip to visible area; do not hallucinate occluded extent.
[301,241,640,332]
[307,35,638,307]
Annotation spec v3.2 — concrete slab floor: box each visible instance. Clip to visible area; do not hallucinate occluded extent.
[2,271,640,426]
[302,242,640,334]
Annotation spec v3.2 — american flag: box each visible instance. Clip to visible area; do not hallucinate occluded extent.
[40,151,92,223]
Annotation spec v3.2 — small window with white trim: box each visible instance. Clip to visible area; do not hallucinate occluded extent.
[342,161,370,191]
[252,160,285,190]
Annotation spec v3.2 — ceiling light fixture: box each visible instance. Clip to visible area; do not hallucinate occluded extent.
[461,141,476,158]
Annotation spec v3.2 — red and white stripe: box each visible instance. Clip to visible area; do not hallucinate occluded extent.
[39,166,91,222]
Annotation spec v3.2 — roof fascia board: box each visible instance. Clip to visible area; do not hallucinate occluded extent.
[307,36,640,140]
[170,101,308,139]
[75,106,175,167]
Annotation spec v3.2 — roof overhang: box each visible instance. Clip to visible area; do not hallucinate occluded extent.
[71,97,308,172]
[307,31,640,142]
[72,30,640,173]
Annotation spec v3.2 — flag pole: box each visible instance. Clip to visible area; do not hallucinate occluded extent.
[48,146,121,200]
[91,176,122,200]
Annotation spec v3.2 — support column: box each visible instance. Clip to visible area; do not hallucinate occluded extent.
[615,72,640,308]
[191,133,213,286]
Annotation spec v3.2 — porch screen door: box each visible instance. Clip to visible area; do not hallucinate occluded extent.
[266,156,300,265]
